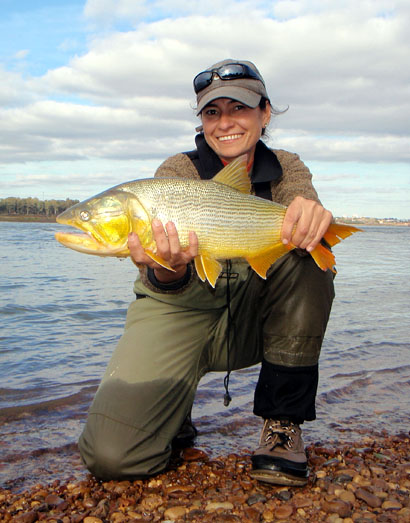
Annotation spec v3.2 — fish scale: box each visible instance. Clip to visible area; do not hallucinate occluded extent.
[120,177,285,258]
[55,156,361,287]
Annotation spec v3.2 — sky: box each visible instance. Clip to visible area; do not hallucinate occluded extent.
[0,0,409,219]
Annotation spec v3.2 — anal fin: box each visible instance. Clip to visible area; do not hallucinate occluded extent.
[194,256,206,282]
[246,243,292,279]
[200,254,223,288]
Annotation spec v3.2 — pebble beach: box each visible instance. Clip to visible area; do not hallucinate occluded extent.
[1,432,409,522]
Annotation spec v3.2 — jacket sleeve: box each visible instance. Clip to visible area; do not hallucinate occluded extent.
[271,149,321,206]
[137,153,199,294]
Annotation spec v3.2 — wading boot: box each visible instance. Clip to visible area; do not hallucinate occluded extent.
[250,419,309,486]
[172,411,198,449]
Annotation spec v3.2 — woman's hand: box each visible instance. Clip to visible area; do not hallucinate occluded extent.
[281,196,333,252]
[128,219,198,283]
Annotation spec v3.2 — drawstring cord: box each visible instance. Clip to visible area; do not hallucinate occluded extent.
[223,259,234,407]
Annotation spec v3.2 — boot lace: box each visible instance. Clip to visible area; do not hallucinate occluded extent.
[263,420,298,450]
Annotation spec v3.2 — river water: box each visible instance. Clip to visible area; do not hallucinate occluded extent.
[1,222,409,491]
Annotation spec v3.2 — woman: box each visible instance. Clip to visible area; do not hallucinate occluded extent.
[79,59,335,487]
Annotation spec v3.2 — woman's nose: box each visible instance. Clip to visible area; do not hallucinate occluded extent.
[218,113,234,130]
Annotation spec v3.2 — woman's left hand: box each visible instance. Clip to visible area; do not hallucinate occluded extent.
[281,196,333,252]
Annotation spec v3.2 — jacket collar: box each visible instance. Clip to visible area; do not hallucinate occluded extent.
[194,133,283,184]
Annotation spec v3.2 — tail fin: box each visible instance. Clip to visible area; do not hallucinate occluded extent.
[323,223,362,247]
[311,223,362,272]
[310,243,337,273]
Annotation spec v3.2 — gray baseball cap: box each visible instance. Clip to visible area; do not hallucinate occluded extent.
[194,59,269,115]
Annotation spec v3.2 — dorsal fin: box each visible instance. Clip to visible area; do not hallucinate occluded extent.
[212,155,251,194]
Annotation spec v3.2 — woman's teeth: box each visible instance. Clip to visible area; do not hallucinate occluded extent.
[218,134,242,142]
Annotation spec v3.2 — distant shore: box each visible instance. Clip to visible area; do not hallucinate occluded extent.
[1,214,409,226]
[0,214,57,223]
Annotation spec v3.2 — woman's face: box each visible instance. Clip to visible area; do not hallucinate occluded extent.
[201,98,271,164]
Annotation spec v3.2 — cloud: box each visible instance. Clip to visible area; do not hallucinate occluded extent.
[2,0,402,166]
[14,49,30,60]
[269,132,410,162]
[1,0,409,217]
[0,99,195,164]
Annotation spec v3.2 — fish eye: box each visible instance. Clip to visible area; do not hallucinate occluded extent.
[80,210,91,222]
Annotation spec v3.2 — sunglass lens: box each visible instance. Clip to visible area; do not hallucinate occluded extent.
[193,72,213,93]
[218,64,245,78]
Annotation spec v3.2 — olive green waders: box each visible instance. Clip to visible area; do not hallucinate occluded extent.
[79,251,334,480]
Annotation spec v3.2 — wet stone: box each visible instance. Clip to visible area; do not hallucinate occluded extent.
[338,490,356,504]
[355,487,382,508]
[324,458,340,467]
[381,499,403,510]
[92,498,110,518]
[205,501,234,511]
[45,493,65,507]
[275,489,292,501]
[182,447,209,462]
[322,499,352,517]
[164,506,187,519]
[262,509,274,521]
[13,512,38,523]
[247,492,267,505]
[275,504,294,519]
[244,506,263,520]
[292,493,313,508]
[83,497,97,508]
[334,473,355,484]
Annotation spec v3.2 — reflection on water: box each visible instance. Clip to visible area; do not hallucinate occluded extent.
[1,223,409,490]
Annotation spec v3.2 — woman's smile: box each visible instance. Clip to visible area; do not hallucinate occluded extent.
[217,133,244,142]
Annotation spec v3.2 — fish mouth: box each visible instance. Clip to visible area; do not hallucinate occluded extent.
[55,230,129,257]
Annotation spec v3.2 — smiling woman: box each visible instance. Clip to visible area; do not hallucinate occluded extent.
[78,58,340,488]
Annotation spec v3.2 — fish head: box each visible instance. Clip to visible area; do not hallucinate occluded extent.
[56,189,139,256]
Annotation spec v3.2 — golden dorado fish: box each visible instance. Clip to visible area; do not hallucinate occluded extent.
[55,156,360,287]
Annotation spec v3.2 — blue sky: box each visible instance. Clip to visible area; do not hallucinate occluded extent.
[0,0,409,219]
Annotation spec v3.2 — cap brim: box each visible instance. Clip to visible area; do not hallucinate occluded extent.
[196,86,262,115]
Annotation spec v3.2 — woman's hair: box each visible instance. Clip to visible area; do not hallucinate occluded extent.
[260,97,288,136]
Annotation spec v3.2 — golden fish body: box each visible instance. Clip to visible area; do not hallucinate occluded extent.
[121,177,286,257]
[55,156,360,287]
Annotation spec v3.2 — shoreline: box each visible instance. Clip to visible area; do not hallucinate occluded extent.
[1,432,409,522]
[0,214,57,223]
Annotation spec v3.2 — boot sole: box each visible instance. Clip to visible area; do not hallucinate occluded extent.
[250,468,309,487]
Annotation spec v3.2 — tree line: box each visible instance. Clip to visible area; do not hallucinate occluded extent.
[0,197,79,216]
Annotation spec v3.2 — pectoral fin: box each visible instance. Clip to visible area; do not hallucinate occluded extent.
[246,243,292,279]
[145,250,176,272]
[197,254,223,288]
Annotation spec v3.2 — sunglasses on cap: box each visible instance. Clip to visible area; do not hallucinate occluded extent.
[193,63,264,94]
